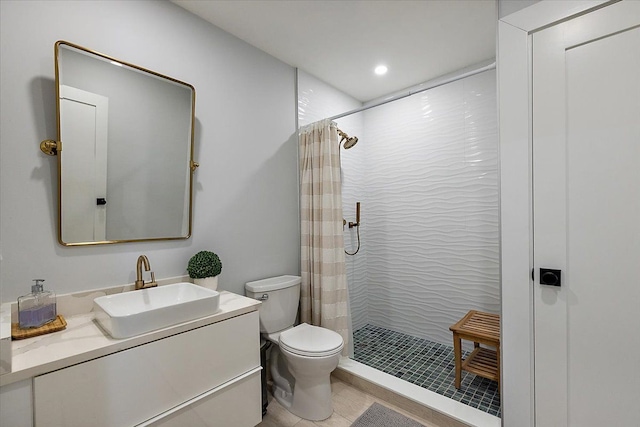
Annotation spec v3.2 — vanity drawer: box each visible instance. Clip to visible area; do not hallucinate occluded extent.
[34,312,259,427]
[141,367,262,427]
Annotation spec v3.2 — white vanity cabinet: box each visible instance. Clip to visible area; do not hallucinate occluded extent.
[33,311,261,427]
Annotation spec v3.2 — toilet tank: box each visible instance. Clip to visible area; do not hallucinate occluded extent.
[245,275,301,334]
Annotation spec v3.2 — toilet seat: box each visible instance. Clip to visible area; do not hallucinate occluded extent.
[279,323,343,357]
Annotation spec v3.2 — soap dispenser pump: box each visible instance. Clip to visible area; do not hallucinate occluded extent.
[18,279,57,329]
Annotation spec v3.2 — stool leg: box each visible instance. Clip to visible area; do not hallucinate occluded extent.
[453,334,462,389]
[496,344,501,392]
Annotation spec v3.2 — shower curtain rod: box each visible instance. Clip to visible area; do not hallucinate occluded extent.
[328,61,496,121]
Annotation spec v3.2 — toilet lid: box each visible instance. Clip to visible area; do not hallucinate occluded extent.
[279,323,344,357]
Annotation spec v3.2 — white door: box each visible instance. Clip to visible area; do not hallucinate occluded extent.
[533,2,640,426]
[59,86,108,243]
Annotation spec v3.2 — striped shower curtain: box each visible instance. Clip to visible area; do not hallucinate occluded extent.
[299,119,351,356]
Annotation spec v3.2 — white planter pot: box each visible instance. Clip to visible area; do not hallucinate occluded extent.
[193,276,219,291]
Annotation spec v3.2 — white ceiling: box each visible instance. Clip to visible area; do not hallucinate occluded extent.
[172,0,497,102]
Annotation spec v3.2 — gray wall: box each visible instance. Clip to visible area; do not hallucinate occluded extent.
[0,0,300,302]
[498,0,541,18]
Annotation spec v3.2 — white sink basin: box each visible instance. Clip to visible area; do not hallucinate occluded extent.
[93,282,220,339]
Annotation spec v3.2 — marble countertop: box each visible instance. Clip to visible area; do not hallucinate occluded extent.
[0,291,260,387]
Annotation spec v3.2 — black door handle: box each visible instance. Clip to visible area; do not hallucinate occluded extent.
[96,198,107,206]
[540,268,561,286]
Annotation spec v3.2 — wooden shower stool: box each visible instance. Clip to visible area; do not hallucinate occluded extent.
[449,310,500,390]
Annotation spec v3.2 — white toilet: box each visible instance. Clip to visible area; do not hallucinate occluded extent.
[245,275,344,421]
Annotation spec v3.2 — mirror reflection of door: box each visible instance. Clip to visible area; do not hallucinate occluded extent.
[60,85,108,243]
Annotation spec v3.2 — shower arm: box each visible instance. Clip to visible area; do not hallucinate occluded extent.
[337,129,348,140]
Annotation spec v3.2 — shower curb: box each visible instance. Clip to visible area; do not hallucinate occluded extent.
[333,366,475,427]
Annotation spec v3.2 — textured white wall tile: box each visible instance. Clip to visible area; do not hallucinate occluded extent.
[339,120,368,331]
[297,70,499,345]
[356,70,499,346]
[297,70,362,127]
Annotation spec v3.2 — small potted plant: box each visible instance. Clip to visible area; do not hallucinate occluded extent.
[187,250,222,290]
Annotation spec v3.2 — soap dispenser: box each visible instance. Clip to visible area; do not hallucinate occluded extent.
[18,279,57,328]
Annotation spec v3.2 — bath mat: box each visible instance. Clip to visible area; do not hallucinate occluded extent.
[351,402,426,427]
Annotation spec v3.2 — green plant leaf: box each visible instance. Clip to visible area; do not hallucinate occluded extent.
[187,251,222,279]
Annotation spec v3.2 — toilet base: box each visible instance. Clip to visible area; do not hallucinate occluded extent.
[269,343,338,421]
[272,372,334,421]
[272,382,294,410]
[289,374,334,421]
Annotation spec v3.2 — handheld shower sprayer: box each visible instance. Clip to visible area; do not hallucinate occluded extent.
[348,202,360,228]
[345,202,361,256]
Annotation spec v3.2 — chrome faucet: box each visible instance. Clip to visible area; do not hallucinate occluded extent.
[135,255,158,290]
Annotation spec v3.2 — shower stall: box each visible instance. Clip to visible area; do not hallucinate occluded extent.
[298,65,500,419]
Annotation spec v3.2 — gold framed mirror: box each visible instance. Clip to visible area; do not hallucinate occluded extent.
[46,41,197,246]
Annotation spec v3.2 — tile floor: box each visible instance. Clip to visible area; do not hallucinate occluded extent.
[257,376,438,427]
[353,325,501,417]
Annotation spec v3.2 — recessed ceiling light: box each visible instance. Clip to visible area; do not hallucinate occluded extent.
[374,65,388,76]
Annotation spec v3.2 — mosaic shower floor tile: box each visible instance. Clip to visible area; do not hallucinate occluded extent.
[353,324,501,417]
